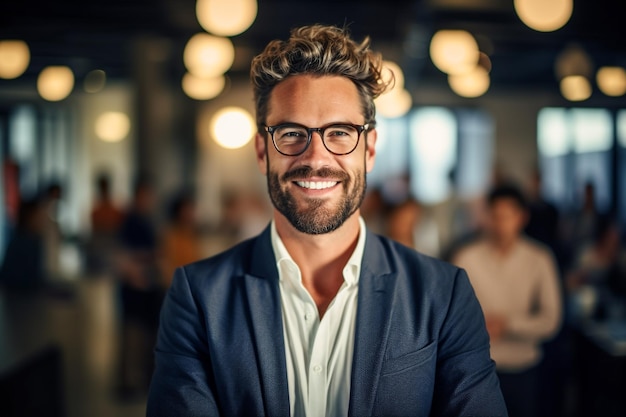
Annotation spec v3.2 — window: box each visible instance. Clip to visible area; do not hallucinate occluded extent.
[537,107,615,214]
[409,107,457,204]
[371,107,494,206]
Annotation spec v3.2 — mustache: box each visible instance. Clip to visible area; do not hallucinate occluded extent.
[281,166,349,182]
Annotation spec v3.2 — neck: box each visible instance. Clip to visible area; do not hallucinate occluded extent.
[275,210,361,316]
[491,235,519,255]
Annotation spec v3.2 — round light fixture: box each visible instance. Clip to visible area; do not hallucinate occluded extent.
[37,66,75,101]
[560,75,592,101]
[196,0,258,36]
[448,66,490,98]
[596,66,626,97]
[182,73,226,100]
[210,107,255,149]
[381,60,404,92]
[95,112,131,142]
[514,0,573,32]
[430,30,479,75]
[184,33,235,78]
[0,40,30,79]
[375,88,412,119]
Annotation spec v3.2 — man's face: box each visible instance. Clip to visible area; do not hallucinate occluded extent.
[255,74,376,235]
[488,198,527,245]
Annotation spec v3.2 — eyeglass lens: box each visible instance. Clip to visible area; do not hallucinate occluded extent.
[272,124,360,155]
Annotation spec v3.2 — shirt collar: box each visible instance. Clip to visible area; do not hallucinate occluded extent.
[270,217,367,287]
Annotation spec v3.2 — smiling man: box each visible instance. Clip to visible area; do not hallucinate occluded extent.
[147,24,507,417]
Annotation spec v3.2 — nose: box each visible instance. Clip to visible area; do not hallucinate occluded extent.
[301,130,333,161]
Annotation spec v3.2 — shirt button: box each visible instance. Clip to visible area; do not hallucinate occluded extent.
[312,365,323,373]
[304,307,315,321]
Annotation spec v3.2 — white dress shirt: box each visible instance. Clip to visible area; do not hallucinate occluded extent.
[271,218,366,417]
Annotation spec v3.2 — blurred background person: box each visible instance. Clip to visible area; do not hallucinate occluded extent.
[39,182,64,283]
[453,183,562,417]
[386,196,421,248]
[0,198,46,291]
[87,172,124,276]
[566,217,625,321]
[114,177,162,400]
[159,190,202,288]
[524,169,560,253]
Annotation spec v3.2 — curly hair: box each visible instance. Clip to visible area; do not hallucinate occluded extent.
[250,24,392,130]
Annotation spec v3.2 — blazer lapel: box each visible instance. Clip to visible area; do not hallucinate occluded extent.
[349,232,398,417]
[244,227,290,417]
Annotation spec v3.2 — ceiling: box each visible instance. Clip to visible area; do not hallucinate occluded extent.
[1,0,625,96]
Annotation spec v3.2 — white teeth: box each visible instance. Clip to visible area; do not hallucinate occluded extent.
[296,181,337,190]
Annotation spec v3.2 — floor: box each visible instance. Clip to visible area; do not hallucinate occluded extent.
[0,276,147,417]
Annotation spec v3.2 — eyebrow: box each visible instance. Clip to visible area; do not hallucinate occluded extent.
[267,120,363,127]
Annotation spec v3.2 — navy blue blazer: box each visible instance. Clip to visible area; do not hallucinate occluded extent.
[147,226,507,416]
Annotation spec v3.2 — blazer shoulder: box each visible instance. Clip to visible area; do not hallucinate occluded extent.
[367,232,463,288]
[177,231,270,290]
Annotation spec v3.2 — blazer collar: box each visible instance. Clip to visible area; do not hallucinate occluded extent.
[245,225,290,416]
[349,230,398,417]
[245,226,398,417]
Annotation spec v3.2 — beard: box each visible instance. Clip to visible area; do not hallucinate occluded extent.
[267,165,367,235]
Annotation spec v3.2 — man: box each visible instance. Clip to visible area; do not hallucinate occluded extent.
[148,25,506,416]
[453,184,562,417]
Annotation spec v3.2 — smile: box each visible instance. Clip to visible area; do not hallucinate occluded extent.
[295,180,338,190]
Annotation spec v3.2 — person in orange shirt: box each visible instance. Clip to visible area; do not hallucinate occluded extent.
[159,191,202,288]
[88,173,124,275]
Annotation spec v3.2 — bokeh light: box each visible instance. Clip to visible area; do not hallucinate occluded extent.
[37,66,75,101]
[210,107,255,149]
[596,66,626,97]
[448,66,490,98]
[430,30,479,75]
[560,75,592,101]
[375,88,412,119]
[196,0,257,36]
[95,112,131,142]
[514,0,573,32]
[184,33,235,78]
[182,73,226,100]
[0,40,30,79]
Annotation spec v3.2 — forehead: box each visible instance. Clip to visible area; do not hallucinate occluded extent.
[266,74,363,124]
[490,197,524,213]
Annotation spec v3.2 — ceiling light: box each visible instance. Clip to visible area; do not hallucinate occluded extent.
[196,0,257,36]
[182,73,226,100]
[560,75,592,101]
[375,88,412,118]
[210,107,255,149]
[95,112,131,142]
[184,33,235,78]
[448,66,490,98]
[381,60,404,91]
[37,66,74,101]
[429,30,479,75]
[514,0,573,32]
[596,66,626,97]
[0,40,30,79]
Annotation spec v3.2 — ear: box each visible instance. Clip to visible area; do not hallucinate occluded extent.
[365,128,377,173]
[255,132,268,175]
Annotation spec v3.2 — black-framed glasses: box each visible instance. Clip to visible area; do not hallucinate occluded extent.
[264,123,369,156]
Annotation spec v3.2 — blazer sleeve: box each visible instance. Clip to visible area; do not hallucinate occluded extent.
[431,268,508,417]
[147,267,220,416]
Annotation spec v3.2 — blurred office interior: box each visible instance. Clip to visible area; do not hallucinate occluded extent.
[0,0,625,416]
